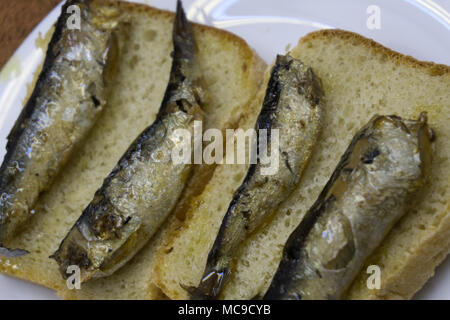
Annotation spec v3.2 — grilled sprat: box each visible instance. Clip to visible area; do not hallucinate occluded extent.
[192,55,324,299]
[0,0,123,257]
[51,1,203,282]
[264,113,434,300]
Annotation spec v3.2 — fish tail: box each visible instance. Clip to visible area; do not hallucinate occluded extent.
[187,268,230,300]
[173,0,196,60]
[158,0,199,117]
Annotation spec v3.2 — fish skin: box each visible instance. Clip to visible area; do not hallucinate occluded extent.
[192,55,324,299]
[0,0,123,255]
[51,0,203,282]
[264,113,434,300]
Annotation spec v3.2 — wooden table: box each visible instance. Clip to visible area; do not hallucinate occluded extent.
[0,0,61,68]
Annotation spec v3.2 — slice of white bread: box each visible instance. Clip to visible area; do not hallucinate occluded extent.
[154,29,450,300]
[0,0,266,299]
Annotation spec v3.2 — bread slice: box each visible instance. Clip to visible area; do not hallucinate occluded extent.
[0,0,266,299]
[154,29,450,300]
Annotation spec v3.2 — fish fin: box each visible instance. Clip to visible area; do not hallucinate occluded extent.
[0,245,29,258]
[185,269,230,300]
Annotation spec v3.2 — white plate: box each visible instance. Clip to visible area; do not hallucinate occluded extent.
[0,0,449,300]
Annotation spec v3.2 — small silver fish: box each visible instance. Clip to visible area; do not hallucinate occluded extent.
[51,0,203,282]
[192,54,324,299]
[264,113,434,300]
[0,0,123,257]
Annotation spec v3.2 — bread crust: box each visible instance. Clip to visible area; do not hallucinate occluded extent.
[298,29,449,76]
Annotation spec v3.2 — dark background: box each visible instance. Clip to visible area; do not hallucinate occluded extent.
[0,0,60,68]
